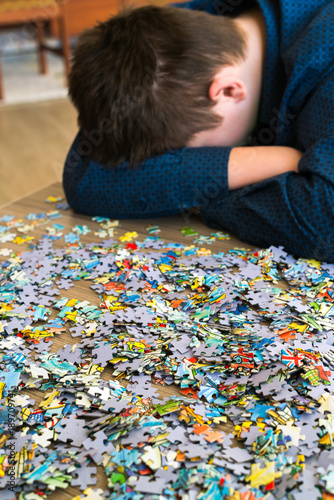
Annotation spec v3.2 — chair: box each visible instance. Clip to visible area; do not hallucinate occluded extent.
[0,0,70,100]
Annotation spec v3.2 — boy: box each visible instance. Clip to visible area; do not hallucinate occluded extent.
[64,0,334,262]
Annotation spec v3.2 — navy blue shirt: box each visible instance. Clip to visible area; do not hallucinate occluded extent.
[63,0,334,262]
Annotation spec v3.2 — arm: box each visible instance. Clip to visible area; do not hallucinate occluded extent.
[63,138,302,218]
[63,127,333,261]
[200,139,334,262]
[228,146,302,190]
[190,146,302,214]
[63,132,234,218]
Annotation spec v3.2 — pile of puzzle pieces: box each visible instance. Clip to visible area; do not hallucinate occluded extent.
[0,197,334,499]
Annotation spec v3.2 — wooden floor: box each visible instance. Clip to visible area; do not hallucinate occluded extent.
[0,98,78,208]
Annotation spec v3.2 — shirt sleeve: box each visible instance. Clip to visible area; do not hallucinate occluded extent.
[200,69,334,262]
[63,133,233,219]
[169,0,259,15]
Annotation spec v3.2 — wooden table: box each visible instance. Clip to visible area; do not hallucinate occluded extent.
[0,182,257,499]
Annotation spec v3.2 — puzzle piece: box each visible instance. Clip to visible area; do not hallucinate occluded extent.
[56,414,88,447]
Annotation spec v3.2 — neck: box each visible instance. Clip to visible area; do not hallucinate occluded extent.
[234,7,267,135]
[235,7,266,63]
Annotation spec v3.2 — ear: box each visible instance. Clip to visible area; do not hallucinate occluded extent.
[208,74,247,103]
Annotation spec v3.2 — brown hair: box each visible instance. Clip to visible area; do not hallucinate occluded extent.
[68,5,247,166]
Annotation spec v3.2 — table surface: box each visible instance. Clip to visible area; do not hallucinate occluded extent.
[0,182,259,499]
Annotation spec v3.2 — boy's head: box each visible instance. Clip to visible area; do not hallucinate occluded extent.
[69,5,248,166]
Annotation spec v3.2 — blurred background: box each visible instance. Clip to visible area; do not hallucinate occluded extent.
[0,0,178,206]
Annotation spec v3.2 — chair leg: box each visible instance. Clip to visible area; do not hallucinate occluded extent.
[59,3,71,83]
[0,53,4,101]
[36,21,48,74]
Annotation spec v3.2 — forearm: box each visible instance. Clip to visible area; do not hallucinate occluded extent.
[228,146,303,190]
[65,131,234,218]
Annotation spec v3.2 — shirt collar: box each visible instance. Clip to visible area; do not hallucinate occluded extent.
[254,0,286,125]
